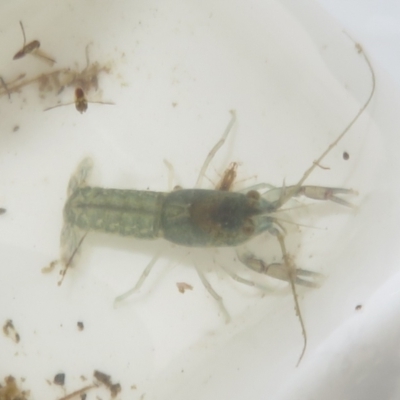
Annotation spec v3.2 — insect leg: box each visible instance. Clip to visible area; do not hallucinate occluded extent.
[32,49,56,66]
[195,110,236,188]
[114,251,161,304]
[44,102,76,112]
[194,263,231,323]
[19,21,26,47]
[0,77,11,100]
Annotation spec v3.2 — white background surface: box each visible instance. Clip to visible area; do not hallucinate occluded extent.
[0,1,400,399]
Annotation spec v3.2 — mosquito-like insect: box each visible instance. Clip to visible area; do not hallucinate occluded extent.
[13,21,56,66]
[44,87,114,114]
[49,40,375,365]
[43,44,113,113]
[216,162,238,191]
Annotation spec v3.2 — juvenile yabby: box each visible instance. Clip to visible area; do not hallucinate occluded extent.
[55,44,375,365]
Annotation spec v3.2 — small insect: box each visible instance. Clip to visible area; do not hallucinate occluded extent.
[216,162,238,191]
[44,87,114,114]
[50,40,375,365]
[13,21,56,65]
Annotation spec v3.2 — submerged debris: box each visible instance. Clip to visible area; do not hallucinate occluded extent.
[1,44,111,110]
[176,282,193,294]
[3,320,20,343]
[0,376,29,400]
[53,373,65,386]
[93,370,121,398]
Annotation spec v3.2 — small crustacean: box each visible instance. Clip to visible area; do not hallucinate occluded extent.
[52,41,375,365]
[13,21,55,65]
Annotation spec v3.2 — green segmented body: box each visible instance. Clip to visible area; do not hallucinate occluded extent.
[63,184,268,247]
[64,186,167,238]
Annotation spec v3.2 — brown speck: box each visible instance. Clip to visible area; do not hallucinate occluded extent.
[176,282,193,294]
[343,151,349,160]
[94,370,121,398]
[110,383,121,398]
[3,320,20,343]
[12,125,19,132]
[54,373,65,386]
[172,102,177,107]
[0,208,6,215]
[0,375,29,400]
[41,260,57,274]
[77,321,84,331]
[94,371,111,386]
[355,304,362,311]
